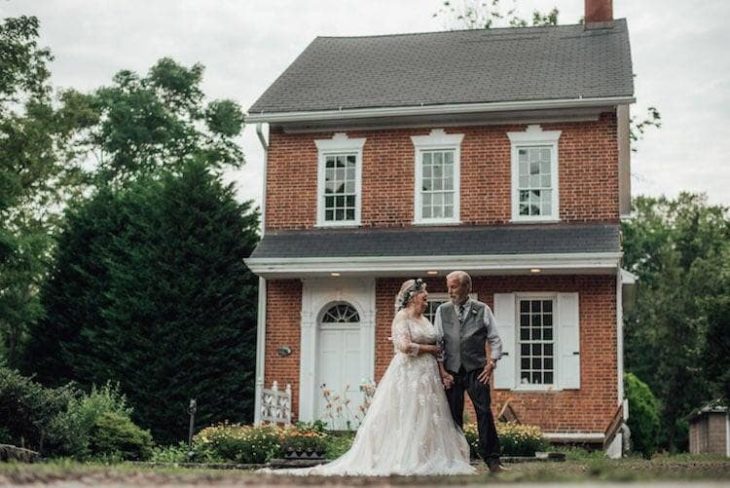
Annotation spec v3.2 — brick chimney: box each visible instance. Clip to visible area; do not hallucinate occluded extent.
[585,0,613,28]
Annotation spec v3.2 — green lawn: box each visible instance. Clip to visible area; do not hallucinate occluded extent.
[0,455,728,485]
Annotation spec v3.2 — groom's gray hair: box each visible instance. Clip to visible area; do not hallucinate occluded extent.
[447,271,472,292]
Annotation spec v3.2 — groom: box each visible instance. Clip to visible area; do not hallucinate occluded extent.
[435,271,506,473]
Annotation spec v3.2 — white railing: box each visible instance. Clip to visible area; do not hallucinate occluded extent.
[258,381,292,426]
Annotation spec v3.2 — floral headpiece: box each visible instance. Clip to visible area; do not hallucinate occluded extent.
[395,278,425,312]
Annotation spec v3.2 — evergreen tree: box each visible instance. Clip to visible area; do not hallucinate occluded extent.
[25,162,259,443]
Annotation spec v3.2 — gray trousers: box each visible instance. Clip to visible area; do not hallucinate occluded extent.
[445,367,501,462]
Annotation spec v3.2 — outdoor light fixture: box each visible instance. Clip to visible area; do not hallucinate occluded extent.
[277,346,292,357]
[330,272,341,277]
[426,270,439,275]
[530,268,542,273]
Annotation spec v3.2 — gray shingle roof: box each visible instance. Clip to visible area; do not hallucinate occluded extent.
[249,223,620,260]
[249,21,633,114]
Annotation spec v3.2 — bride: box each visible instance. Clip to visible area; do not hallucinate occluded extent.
[271,278,475,476]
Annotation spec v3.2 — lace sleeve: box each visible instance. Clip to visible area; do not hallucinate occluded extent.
[391,313,419,356]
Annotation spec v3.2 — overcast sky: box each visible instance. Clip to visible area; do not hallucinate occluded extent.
[4,0,729,209]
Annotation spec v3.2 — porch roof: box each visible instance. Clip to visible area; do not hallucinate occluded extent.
[246,223,622,278]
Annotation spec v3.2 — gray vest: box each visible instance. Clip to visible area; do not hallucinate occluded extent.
[439,300,488,373]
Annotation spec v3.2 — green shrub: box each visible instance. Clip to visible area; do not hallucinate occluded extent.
[88,411,154,460]
[193,423,281,464]
[465,422,548,458]
[0,367,75,452]
[324,432,355,460]
[48,381,134,458]
[625,372,660,458]
[279,428,328,454]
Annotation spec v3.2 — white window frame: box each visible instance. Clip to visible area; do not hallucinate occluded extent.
[315,133,366,227]
[411,129,463,225]
[507,125,561,223]
[514,292,558,392]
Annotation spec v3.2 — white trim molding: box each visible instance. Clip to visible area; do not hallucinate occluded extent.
[411,129,464,225]
[253,276,267,424]
[315,133,366,227]
[246,252,622,278]
[508,125,561,223]
[246,96,636,124]
[544,432,605,443]
[298,278,376,423]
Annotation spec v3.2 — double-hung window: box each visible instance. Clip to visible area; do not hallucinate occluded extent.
[507,125,561,222]
[411,129,463,224]
[493,292,581,391]
[315,133,366,227]
[518,297,555,387]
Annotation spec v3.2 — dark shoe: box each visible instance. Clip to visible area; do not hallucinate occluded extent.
[486,460,509,473]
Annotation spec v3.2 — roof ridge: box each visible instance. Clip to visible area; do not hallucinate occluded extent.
[313,19,626,40]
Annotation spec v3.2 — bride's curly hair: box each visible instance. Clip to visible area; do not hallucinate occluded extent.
[395,278,425,312]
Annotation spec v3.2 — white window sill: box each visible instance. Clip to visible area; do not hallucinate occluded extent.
[511,385,561,392]
[412,219,462,226]
[509,218,561,225]
[314,221,361,229]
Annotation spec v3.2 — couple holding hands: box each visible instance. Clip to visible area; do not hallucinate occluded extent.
[273,271,506,477]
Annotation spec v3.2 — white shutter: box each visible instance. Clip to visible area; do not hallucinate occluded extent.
[557,292,580,389]
[493,293,516,390]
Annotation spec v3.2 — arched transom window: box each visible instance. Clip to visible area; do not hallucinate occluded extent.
[321,303,360,324]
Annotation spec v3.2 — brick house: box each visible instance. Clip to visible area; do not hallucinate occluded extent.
[246,0,634,455]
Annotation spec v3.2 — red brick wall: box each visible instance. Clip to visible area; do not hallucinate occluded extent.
[264,280,302,416]
[265,113,619,230]
[265,274,618,433]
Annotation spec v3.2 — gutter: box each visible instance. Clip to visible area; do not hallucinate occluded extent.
[245,252,623,277]
[246,96,636,124]
[253,124,268,424]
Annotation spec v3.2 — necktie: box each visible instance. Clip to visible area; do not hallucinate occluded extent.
[458,304,465,322]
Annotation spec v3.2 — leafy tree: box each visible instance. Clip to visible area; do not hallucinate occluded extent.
[68,58,244,185]
[622,193,730,450]
[0,16,92,367]
[24,161,259,443]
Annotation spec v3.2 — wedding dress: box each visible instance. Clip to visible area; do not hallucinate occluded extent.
[271,310,475,476]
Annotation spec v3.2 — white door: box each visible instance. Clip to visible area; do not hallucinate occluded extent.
[316,303,365,430]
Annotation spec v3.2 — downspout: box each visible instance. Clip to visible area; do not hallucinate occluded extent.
[253,123,268,424]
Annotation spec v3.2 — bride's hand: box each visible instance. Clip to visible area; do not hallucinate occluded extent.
[441,372,454,390]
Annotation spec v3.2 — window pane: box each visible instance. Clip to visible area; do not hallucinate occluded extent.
[423,165,432,177]
[532,344,541,355]
[423,194,432,206]
[520,314,530,327]
[444,176,453,190]
[519,190,529,203]
[545,358,553,370]
[520,327,529,340]
[325,196,334,208]
[521,344,530,356]
[335,209,344,220]
[544,328,553,340]
[346,209,354,220]
[433,206,443,218]
[545,343,553,356]
[346,155,356,165]
[531,372,542,384]
[444,205,453,218]
[544,372,553,384]
[532,358,542,369]
[346,195,355,207]
[433,193,443,206]
[530,161,540,175]
[434,152,443,165]
[422,179,432,191]
[521,371,530,382]
[445,151,454,165]
[423,152,432,165]
[434,164,442,178]
[433,178,442,191]
[325,210,333,221]
[423,207,432,218]
[520,301,530,313]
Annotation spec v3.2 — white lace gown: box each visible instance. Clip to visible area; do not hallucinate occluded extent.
[275,310,475,476]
